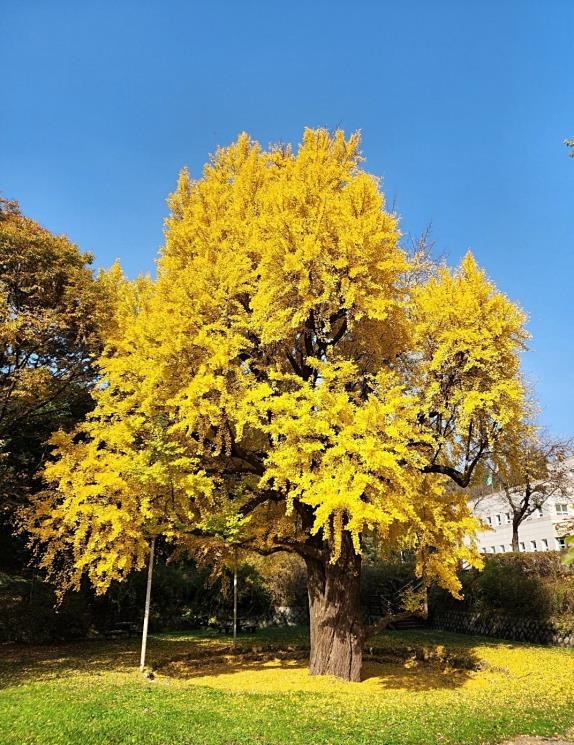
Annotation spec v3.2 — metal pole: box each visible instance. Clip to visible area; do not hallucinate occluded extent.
[139,535,155,672]
[233,546,238,647]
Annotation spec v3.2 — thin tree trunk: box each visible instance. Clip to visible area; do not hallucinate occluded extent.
[305,531,364,682]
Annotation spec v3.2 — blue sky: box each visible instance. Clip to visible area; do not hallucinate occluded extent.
[1,1,573,436]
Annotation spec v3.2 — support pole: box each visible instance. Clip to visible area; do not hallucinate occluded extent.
[233,545,238,647]
[139,535,155,672]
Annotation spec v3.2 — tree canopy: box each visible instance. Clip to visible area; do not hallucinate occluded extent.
[0,198,108,563]
[23,129,529,680]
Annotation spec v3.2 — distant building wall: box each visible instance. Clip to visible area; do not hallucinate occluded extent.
[471,459,574,554]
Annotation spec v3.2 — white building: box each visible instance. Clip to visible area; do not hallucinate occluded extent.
[471,459,574,554]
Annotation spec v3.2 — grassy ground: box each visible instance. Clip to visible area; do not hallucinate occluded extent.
[2,627,574,745]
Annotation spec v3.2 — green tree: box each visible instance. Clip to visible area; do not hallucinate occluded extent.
[0,198,107,564]
[24,130,529,681]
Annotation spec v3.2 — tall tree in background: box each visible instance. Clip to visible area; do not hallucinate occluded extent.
[490,429,573,551]
[24,130,529,681]
[0,198,106,566]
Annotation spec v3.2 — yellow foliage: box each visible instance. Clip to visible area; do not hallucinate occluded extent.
[23,129,527,600]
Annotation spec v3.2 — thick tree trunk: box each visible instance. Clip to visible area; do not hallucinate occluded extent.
[511,518,520,552]
[304,532,364,682]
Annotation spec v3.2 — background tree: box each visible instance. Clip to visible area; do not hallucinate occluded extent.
[23,130,529,682]
[0,197,107,567]
[487,429,573,551]
[566,138,574,156]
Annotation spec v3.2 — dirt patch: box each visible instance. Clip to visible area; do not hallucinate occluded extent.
[500,737,574,745]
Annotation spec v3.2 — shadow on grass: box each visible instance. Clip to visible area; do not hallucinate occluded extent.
[360,661,474,689]
[156,639,480,691]
[0,638,141,689]
[0,633,230,689]
[0,628,483,692]
[156,652,476,690]
[156,646,309,681]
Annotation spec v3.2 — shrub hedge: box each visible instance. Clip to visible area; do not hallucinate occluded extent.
[0,560,274,644]
[5,550,573,644]
[430,552,574,622]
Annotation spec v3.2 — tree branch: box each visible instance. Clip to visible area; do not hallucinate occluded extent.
[238,489,283,518]
[230,443,265,476]
[285,350,303,377]
[233,535,326,562]
[364,610,423,641]
[423,438,487,487]
[329,315,348,346]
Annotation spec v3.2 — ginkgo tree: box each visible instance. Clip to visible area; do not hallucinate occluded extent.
[23,129,529,682]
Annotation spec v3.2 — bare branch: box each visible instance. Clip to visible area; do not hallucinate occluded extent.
[364,610,422,641]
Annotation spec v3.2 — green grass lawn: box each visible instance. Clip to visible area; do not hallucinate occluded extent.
[2,627,574,745]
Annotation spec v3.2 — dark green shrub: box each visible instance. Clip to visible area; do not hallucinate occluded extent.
[91,561,213,631]
[0,555,275,643]
[92,559,274,631]
[254,553,308,608]
[208,563,274,621]
[477,559,553,618]
[430,552,574,622]
[360,555,417,612]
[491,552,573,579]
[0,572,91,643]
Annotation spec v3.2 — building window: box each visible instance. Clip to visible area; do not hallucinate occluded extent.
[486,516,492,525]
[499,544,506,553]
[490,546,496,553]
[556,503,569,516]
[496,514,502,525]
[505,513,511,524]
[541,538,549,551]
[556,537,566,550]
[530,540,537,551]
[519,542,526,552]
[536,507,543,518]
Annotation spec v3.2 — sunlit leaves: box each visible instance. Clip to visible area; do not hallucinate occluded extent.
[0,198,109,512]
[23,130,529,599]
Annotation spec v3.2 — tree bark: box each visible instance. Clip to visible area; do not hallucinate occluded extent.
[511,516,520,552]
[304,531,364,682]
